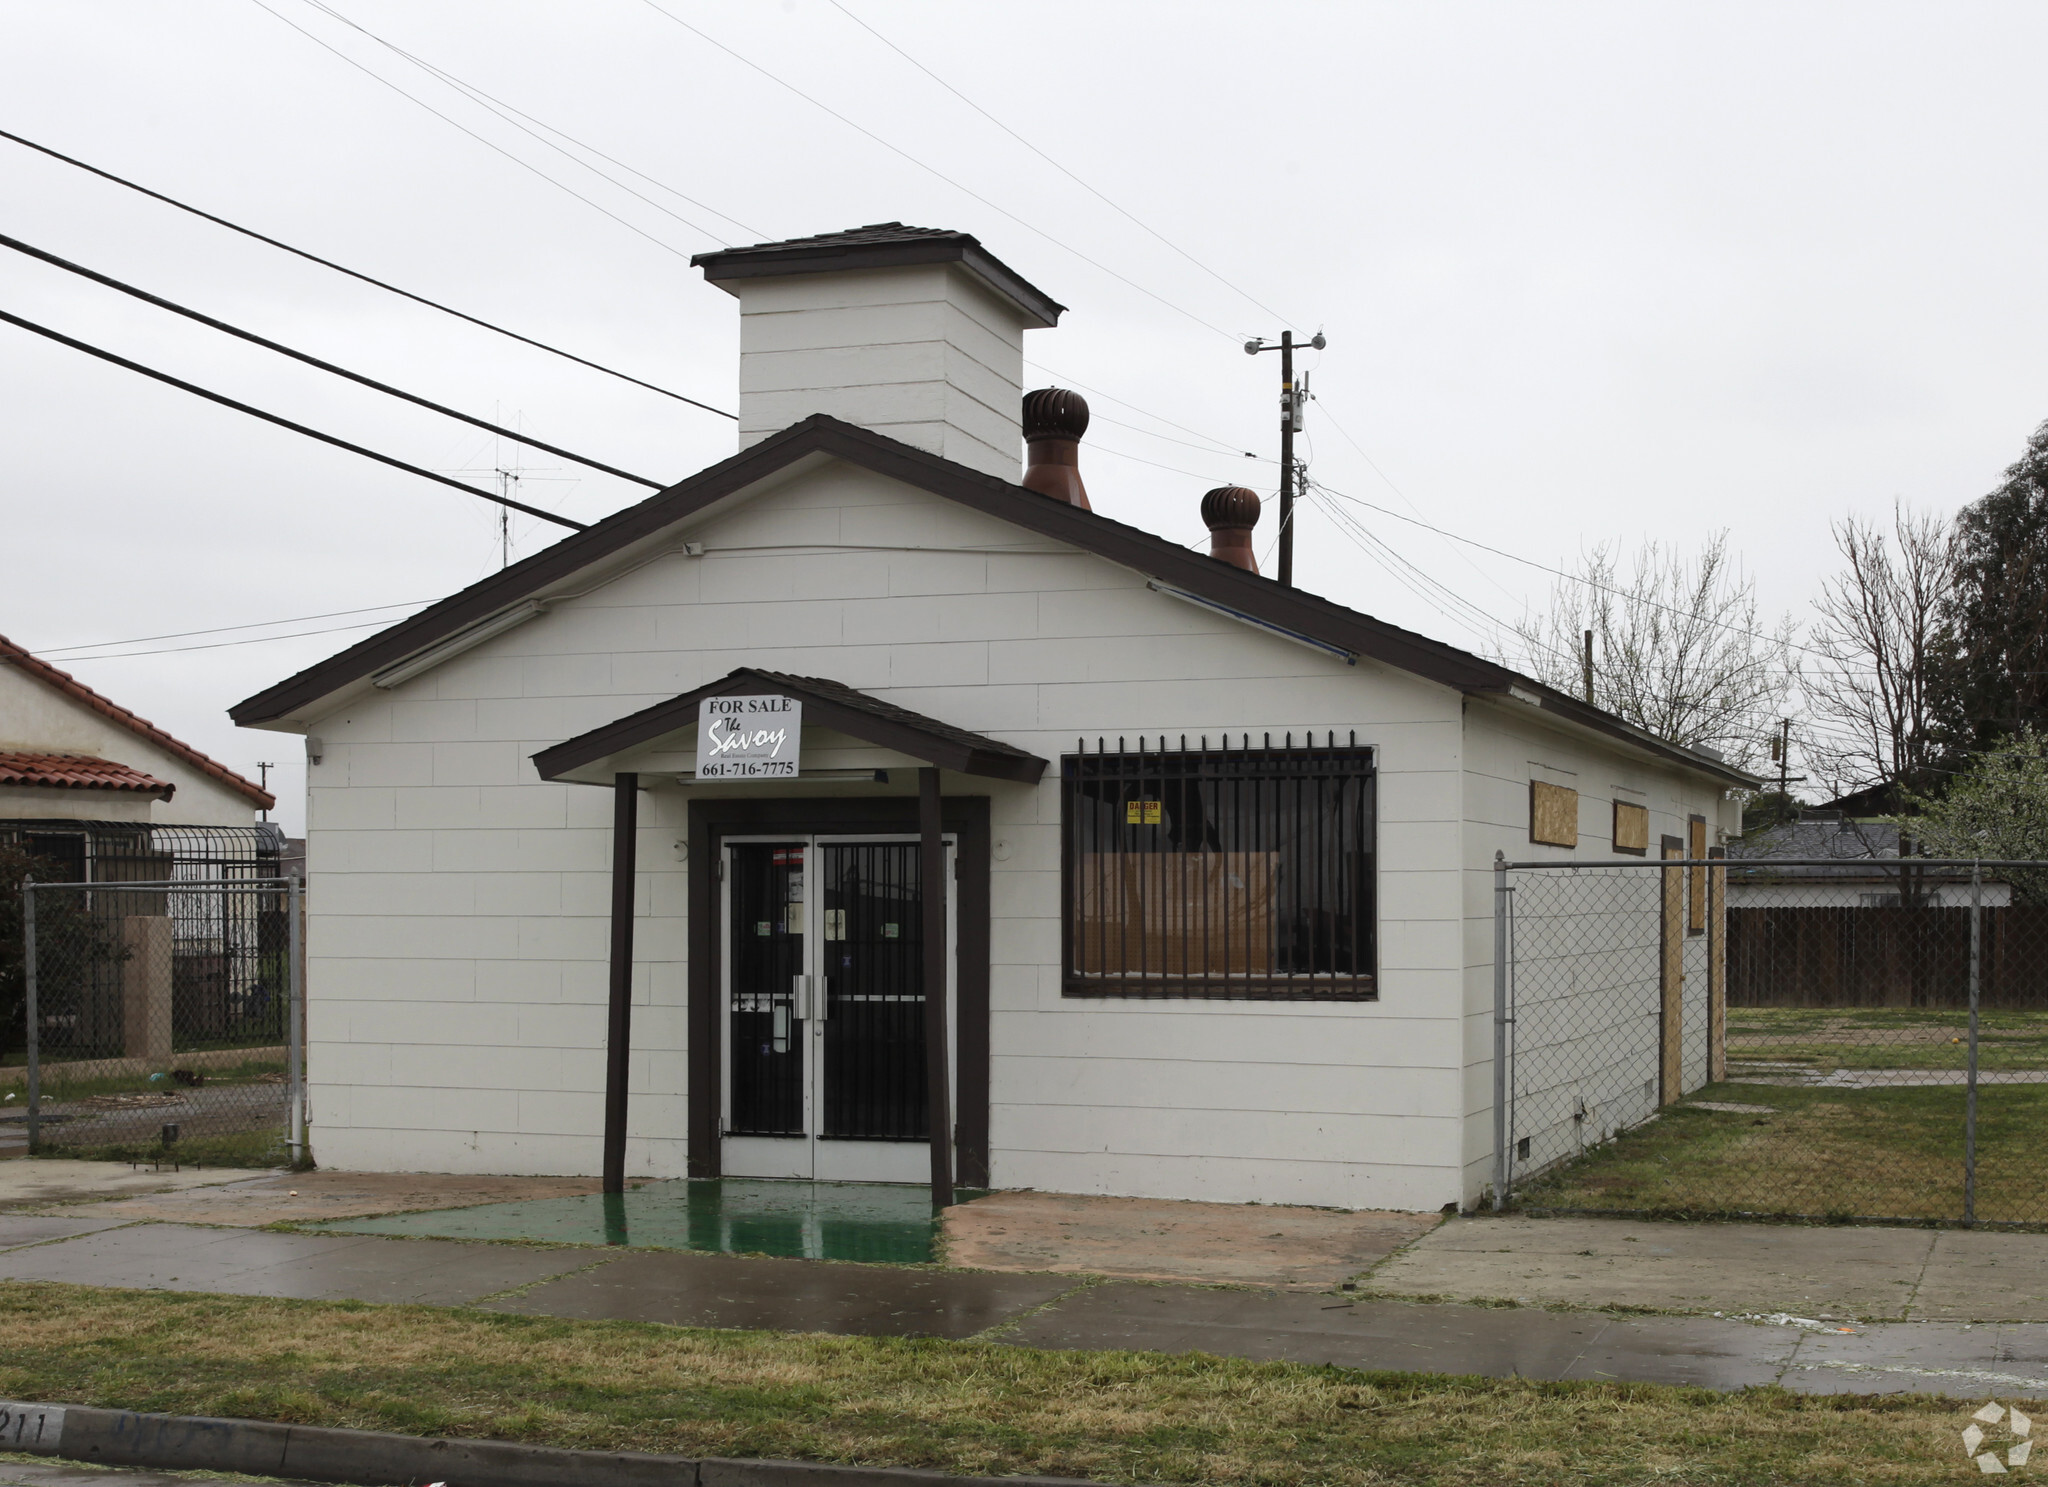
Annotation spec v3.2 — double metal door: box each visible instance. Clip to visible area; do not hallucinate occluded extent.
[722,835,954,1183]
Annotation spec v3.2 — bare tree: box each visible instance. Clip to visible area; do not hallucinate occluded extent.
[1508,533,1795,773]
[1802,504,1955,800]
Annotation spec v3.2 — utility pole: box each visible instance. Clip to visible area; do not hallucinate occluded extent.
[1245,329,1327,587]
[256,762,273,822]
[1581,630,1594,703]
[1777,718,1791,802]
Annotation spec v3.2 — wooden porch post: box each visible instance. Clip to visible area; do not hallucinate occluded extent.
[603,772,639,1195]
[920,766,955,1206]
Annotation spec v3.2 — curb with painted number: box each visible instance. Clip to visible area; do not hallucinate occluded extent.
[0,1401,1095,1487]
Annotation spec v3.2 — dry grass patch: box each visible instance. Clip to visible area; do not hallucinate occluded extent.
[0,1280,2018,1485]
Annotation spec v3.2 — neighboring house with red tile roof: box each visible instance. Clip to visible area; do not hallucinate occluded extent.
[0,633,271,827]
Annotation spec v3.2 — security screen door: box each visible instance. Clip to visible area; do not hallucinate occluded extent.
[722,835,954,1184]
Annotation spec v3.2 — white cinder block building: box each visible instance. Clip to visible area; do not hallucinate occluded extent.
[232,224,1746,1211]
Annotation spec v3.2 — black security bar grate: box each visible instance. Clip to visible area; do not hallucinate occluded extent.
[1061,733,1376,1001]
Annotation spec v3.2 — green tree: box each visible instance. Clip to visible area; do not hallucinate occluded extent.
[1896,729,2048,901]
[1935,420,2048,758]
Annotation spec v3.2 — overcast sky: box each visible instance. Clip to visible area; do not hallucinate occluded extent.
[6,1,2046,833]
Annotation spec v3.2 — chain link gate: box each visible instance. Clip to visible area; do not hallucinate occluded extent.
[1495,855,2048,1227]
[17,877,303,1165]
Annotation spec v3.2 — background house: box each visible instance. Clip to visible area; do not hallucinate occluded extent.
[2,634,284,1079]
[232,225,1746,1210]
[2,633,273,827]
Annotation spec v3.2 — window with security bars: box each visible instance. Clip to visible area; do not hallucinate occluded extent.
[1062,735,1376,1000]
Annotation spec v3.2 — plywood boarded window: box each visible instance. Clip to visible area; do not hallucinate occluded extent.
[1688,814,1708,933]
[1064,736,1375,1000]
[1529,781,1579,847]
[1613,800,1649,855]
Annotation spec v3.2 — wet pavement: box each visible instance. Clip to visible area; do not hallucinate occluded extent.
[0,1162,256,1209]
[6,1212,2048,1394]
[1000,1283,1798,1389]
[63,1169,607,1227]
[1370,1214,2048,1321]
[0,1217,597,1306]
[486,1247,1076,1339]
[308,1178,950,1264]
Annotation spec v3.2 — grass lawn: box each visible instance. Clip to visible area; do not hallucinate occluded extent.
[1520,1080,2048,1223]
[36,1127,290,1168]
[1728,1007,2048,1072]
[0,1281,2015,1487]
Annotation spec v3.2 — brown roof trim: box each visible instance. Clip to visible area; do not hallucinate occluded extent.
[532,668,1048,785]
[231,415,1752,788]
[692,225,1064,329]
[2,635,273,808]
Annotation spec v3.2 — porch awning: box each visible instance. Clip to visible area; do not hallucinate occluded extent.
[529,667,1048,785]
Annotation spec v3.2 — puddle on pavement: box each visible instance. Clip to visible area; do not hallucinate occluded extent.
[306,1178,977,1264]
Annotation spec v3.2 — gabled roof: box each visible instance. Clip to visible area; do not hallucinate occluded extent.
[692,223,1064,329]
[532,669,1048,785]
[3,634,273,809]
[0,751,175,799]
[229,415,1754,788]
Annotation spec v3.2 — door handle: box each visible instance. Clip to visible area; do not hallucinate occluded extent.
[791,973,810,1019]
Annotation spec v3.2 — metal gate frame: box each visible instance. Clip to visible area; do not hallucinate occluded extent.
[22,875,305,1163]
[1492,855,2028,1220]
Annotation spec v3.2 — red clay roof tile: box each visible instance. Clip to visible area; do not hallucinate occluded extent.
[0,635,273,809]
[0,751,175,797]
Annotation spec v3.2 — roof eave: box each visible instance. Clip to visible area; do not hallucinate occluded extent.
[693,238,1064,329]
[531,667,1048,785]
[230,415,1753,791]
[1473,685,1763,788]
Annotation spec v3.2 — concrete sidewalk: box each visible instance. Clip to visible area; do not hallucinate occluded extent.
[5,1213,2048,1398]
[1367,1214,2048,1321]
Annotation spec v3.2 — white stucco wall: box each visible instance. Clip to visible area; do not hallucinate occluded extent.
[302,458,1478,1207]
[0,658,259,826]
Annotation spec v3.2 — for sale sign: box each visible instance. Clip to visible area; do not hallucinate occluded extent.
[696,695,801,779]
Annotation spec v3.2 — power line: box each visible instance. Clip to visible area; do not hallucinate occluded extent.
[38,601,430,658]
[825,0,1293,328]
[0,126,736,418]
[0,307,587,530]
[1025,360,1253,456]
[1311,479,1823,662]
[1306,396,1523,609]
[41,618,407,663]
[245,0,714,263]
[1095,414,1264,462]
[299,0,767,243]
[1307,486,1517,656]
[0,229,664,489]
[637,0,1243,342]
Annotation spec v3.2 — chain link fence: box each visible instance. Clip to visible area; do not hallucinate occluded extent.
[1496,855,2048,1226]
[14,877,303,1166]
